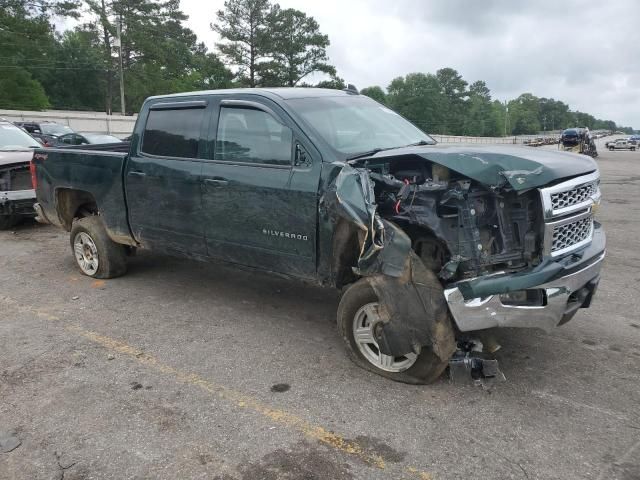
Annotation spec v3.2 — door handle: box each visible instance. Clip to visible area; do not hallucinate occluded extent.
[128,171,146,178]
[204,178,229,187]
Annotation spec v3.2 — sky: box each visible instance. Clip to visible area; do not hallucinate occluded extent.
[180,0,639,129]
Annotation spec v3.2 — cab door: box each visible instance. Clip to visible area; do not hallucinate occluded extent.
[201,96,321,279]
[125,99,210,256]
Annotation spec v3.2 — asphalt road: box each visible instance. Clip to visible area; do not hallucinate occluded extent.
[1,147,639,480]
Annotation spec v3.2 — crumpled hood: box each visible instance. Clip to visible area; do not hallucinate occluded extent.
[353,145,598,191]
[0,150,33,168]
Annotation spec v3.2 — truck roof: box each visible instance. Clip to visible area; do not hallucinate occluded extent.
[146,87,355,102]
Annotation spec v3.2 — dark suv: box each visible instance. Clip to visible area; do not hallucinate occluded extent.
[15,121,75,147]
[560,128,584,146]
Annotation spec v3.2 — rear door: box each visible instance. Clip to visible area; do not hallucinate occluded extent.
[125,98,210,256]
[201,96,321,278]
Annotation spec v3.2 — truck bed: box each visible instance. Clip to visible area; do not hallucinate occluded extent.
[34,147,134,244]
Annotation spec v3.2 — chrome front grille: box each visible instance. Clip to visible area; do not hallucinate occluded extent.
[539,172,601,258]
[551,216,593,254]
[550,181,597,211]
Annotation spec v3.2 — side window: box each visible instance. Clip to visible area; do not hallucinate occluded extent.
[215,107,293,166]
[141,107,204,158]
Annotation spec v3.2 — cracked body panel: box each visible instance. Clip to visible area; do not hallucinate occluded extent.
[327,145,604,357]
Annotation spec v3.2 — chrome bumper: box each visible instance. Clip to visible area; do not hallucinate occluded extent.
[0,188,35,203]
[445,251,605,333]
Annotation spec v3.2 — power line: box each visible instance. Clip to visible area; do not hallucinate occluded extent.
[0,64,106,70]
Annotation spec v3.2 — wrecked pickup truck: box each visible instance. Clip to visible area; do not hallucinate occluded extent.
[32,88,605,384]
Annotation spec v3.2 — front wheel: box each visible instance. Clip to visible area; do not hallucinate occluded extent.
[337,279,450,384]
[70,216,127,278]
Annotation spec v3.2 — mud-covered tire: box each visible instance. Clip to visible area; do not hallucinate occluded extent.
[0,215,18,230]
[337,278,450,384]
[69,216,127,279]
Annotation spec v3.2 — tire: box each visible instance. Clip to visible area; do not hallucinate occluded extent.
[609,147,614,151]
[632,148,636,151]
[69,216,127,279]
[0,215,18,230]
[337,278,450,384]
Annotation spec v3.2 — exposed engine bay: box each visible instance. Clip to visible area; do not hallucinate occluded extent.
[358,155,544,282]
[325,146,601,363]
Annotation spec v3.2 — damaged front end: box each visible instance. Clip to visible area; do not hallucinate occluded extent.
[0,158,36,225]
[325,146,605,377]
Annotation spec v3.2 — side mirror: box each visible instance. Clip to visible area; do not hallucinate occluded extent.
[294,143,311,167]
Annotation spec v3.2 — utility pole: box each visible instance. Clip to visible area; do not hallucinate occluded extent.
[503,101,509,137]
[116,17,125,115]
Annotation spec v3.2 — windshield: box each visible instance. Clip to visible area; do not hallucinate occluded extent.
[286,96,434,155]
[0,123,41,150]
[83,134,121,144]
[41,124,74,136]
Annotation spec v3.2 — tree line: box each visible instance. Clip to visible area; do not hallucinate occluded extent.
[360,72,635,135]
[0,0,635,134]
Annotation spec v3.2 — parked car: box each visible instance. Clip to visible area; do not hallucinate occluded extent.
[560,128,598,157]
[608,140,636,151]
[0,120,40,229]
[54,132,122,146]
[627,135,640,146]
[32,88,605,384]
[15,121,74,147]
[560,128,585,146]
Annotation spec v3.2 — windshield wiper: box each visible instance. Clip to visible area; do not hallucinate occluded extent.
[346,147,388,161]
[346,140,435,162]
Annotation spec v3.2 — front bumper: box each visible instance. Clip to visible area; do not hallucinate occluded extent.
[445,226,605,333]
[0,189,36,216]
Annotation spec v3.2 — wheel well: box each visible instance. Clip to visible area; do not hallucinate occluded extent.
[56,188,98,231]
[331,220,450,288]
[331,219,363,289]
[396,223,450,273]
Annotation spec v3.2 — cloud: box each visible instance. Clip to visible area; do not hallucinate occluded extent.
[181,0,639,127]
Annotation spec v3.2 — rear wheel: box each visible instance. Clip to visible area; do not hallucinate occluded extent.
[337,279,450,384]
[70,216,127,278]
[0,215,18,230]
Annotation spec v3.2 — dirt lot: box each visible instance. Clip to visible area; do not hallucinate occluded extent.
[1,148,639,480]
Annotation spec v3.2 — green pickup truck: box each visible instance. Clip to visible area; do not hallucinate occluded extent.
[32,87,606,383]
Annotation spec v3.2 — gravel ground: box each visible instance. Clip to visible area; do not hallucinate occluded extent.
[1,147,639,480]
